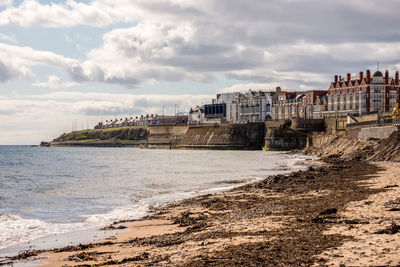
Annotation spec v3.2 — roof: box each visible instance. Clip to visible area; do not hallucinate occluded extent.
[373,70,383,77]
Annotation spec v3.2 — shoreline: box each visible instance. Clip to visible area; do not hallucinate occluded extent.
[4,157,399,266]
[0,151,314,261]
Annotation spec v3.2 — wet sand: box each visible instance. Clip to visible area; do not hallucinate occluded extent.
[3,158,400,266]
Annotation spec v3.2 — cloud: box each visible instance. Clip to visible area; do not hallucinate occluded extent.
[1,0,400,90]
[32,75,79,88]
[0,43,90,83]
[221,83,286,93]
[0,33,16,43]
[0,91,213,144]
[31,91,213,115]
[0,60,33,81]
[0,0,12,7]
[0,0,118,27]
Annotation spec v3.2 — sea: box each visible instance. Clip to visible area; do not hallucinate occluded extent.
[0,146,314,255]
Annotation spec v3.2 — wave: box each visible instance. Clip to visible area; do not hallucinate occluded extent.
[0,213,80,250]
[0,204,150,251]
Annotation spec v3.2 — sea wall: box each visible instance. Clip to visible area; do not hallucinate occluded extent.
[146,125,189,148]
[358,126,398,140]
[291,118,325,132]
[325,118,346,134]
[264,119,325,151]
[49,140,145,147]
[307,133,337,148]
[179,123,265,150]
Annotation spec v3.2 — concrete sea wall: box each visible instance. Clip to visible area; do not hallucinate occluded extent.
[358,126,398,140]
[264,119,325,151]
[146,125,189,148]
[179,123,265,150]
[49,140,145,147]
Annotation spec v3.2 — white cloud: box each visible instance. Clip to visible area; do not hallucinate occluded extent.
[0,33,16,43]
[1,0,400,89]
[0,0,12,7]
[221,83,284,93]
[0,60,33,81]
[0,0,117,27]
[0,91,213,144]
[32,75,78,88]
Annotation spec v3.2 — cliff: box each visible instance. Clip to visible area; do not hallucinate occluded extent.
[49,126,148,147]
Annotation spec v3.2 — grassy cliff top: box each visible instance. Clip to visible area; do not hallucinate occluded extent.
[53,126,148,142]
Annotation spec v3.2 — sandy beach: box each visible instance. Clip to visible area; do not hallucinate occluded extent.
[2,155,399,266]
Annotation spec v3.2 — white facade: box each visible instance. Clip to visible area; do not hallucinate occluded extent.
[189,88,280,124]
[210,89,278,123]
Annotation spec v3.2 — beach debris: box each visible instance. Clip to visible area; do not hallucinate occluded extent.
[172,211,208,227]
[66,251,97,262]
[319,208,338,215]
[100,225,127,231]
[72,253,151,266]
[5,249,42,260]
[383,197,400,211]
[383,184,399,189]
[66,251,117,262]
[374,222,400,235]
[0,258,15,266]
[52,241,114,253]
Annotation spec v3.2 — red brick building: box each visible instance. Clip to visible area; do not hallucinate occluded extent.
[324,70,400,118]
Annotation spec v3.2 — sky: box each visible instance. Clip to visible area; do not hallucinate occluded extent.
[1,0,400,144]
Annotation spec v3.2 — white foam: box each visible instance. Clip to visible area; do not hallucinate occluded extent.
[0,214,84,250]
[0,204,151,251]
[84,204,149,224]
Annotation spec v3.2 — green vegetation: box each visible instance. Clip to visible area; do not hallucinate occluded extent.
[53,126,148,142]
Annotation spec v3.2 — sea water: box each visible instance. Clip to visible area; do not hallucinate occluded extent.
[0,146,313,252]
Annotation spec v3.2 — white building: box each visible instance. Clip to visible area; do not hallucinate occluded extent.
[189,88,280,124]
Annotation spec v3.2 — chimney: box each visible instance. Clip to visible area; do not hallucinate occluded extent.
[359,71,364,81]
[347,73,351,81]
[396,71,399,85]
[334,75,338,84]
[385,70,389,84]
[366,69,371,83]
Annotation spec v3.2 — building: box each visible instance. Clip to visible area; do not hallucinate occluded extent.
[312,94,329,119]
[189,106,204,124]
[189,88,281,125]
[236,89,277,123]
[94,114,188,129]
[324,70,400,118]
[271,90,328,120]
